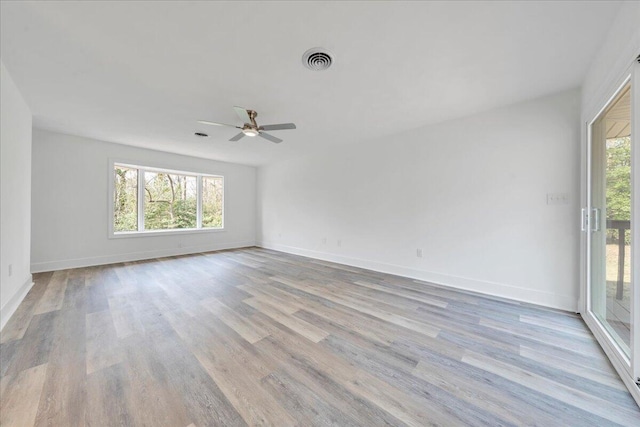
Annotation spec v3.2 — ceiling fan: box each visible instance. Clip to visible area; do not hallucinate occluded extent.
[198,106,296,143]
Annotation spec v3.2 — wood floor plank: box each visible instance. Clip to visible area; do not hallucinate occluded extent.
[200,296,271,344]
[264,350,407,426]
[519,314,594,339]
[33,309,87,427]
[479,317,599,354]
[119,334,194,427]
[243,297,329,343]
[107,293,147,340]
[130,303,247,426]
[462,350,640,426]
[1,247,638,426]
[293,298,397,346]
[237,283,302,314]
[84,270,110,314]
[85,363,133,426]
[33,270,68,315]
[85,310,121,375]
[297,310,419,372]
[171,312,295,426]
[352,279,449,308]
[519,345,627,391]
[321,333,514,426]
[261,369,362,427]
[62,276,87,312]
[413,357,560,426]
[147,324,247,427]
[345,368,447,427]
[0,312,57,379]
[271,276,440,338]
[0,275,49,344]
[255,319,446,427]
[109,265,138,297]
[0,363,48,427]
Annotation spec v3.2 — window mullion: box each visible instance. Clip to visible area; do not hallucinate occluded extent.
[138,169,145,231]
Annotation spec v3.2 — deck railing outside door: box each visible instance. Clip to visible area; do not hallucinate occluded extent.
[606,219,631,300]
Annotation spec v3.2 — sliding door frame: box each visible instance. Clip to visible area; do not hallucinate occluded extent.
[581,58,639,406]
[633,57,640,389]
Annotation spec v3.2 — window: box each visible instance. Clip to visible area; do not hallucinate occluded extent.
[202,176,224,228]
[144,171,198,230]
[112,163,223,235]
[114,166,138,232]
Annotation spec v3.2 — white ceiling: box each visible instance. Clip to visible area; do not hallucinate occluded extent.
[0,1,621,166]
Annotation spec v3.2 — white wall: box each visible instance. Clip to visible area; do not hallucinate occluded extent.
[31,130,256,272]
[258,89,581,311]
[581,1,640,119]
[1,61,33,330]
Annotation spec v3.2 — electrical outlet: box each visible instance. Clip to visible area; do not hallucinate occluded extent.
[322,237,327,244]
[337,239,342,247]
[416,249,423,258]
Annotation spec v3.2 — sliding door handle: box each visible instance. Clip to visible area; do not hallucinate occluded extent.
[591,208,600,232]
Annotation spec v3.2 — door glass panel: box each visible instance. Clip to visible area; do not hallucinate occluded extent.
[590,82,632,357]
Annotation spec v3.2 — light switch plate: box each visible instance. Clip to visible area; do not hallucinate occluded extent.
[547,193,569,205]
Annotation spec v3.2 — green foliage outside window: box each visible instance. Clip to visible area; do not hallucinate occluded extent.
[144,172,197,230]
[114,167,138,232]
[113,165,223,233]
[202,176,224,228]
[605,136,631,244]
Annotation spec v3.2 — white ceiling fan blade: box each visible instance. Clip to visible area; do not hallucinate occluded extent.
[229,132,246,142]
[233,106,251,124]
[258,132,282,144]
[197,120,239,128]
[260,123,296,131]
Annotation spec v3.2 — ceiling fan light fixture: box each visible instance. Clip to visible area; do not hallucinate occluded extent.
[242,128,259,137]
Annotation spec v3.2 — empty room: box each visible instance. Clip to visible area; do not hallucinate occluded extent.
[1,1,640,425]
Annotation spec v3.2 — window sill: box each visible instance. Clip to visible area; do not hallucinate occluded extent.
[110,227,225,239]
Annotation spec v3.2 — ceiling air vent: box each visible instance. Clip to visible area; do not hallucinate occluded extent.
[302,48,333,71]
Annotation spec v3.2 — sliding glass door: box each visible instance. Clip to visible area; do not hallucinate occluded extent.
[589,80,633,359]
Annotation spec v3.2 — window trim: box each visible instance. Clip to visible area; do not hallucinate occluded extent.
[108,159,225,238]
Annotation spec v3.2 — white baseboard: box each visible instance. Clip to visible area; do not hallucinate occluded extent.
[258,241,577,312]
[31,240,256,273]
[0,275,33,331]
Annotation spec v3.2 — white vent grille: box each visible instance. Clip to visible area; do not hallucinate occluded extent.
[302,48,333,71]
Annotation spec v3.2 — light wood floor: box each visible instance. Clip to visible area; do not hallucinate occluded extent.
[1,248,639,426]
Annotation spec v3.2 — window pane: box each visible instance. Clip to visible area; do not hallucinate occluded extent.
[202,176,223,228]
[590,82,632,356]
[114,166,138,232]
[144,172,197,230]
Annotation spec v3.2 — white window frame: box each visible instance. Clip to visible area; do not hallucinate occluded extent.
[108,159,225,238]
